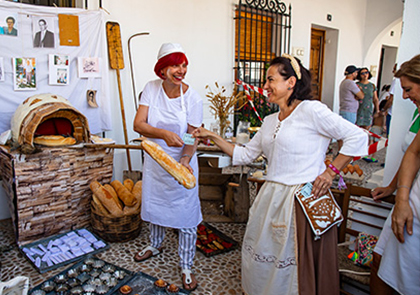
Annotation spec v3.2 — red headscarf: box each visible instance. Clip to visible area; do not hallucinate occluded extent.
[154,52,189,79]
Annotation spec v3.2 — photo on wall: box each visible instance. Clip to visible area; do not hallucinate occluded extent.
[32,16,56,48]
[0,13,18,36]
[13,57,36,91]
[78,57,101,78]
[0,57,4,82]
[49,54,69,85]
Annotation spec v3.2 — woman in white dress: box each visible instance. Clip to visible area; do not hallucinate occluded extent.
[193,55,367,295]
[133,43,202,291]
[371,54,420,295]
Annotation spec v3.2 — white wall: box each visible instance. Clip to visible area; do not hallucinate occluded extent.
[383,0,420,185]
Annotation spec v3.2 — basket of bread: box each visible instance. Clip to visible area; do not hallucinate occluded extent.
[89,179,142,242]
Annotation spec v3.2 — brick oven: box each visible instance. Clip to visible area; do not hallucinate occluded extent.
[0,93,113,245]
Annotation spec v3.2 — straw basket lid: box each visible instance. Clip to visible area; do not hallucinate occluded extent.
[11,93,90,146]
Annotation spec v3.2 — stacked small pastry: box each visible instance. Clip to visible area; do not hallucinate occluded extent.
[89,179,142,217]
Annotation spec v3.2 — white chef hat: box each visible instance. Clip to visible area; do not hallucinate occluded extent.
[157,43,185,60]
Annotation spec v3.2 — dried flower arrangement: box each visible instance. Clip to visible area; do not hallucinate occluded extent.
[206,82,247,137]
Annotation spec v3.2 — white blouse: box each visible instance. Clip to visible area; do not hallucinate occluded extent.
[233,100,368,185]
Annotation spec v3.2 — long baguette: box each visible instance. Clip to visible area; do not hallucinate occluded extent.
[111,180,137,207]
[104,184,123,210]
[34,135,76,146]
[123,179,134,192]
[89,181,123,217]
[123,180,142,216]
[141,139,196,189]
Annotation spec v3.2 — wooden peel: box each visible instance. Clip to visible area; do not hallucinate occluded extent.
[106,21,132,171]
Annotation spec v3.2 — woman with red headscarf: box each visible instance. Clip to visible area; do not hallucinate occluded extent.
[133,43,203,291]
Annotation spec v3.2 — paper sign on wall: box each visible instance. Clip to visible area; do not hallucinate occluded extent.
[58,14,79,46]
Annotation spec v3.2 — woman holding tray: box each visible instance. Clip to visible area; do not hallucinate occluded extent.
[193,55,367,295]
[133,43,202,291]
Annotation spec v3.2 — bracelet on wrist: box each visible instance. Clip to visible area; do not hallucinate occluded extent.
[180,154,192,159]
[397,185,411,190]
[328,163,347,190]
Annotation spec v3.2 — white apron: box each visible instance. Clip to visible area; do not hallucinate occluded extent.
[242,181,299,295]
[141,83,202,229]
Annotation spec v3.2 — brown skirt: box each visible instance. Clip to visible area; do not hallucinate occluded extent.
[295,199,340,295]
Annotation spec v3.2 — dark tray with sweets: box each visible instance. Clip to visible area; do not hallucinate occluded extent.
[20,228,109,273]
[29,255,133,295]
[111,272,189,294]
[196,222,239,257]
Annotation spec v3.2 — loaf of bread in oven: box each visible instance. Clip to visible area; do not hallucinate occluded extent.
[33,135,76,146]
[141,139,196,189]
[111,180,137,207]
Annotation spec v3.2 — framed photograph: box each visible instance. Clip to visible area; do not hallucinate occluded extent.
[78,57,101,78]
[0,58,4,82]
[49,54,69,85]
[32,16,56,48]
[86,90,98,108]
[13,57,36,91]
[0,13,19,37]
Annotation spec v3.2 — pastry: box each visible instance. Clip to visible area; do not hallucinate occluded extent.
[154,279,167,288]
[111,180,137,207]
[33,135,76,146]
[119,285,132,295]
[166,284,179,293]
[141,139,196,189]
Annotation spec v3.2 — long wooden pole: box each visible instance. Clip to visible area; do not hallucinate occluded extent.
[116,68,132,171]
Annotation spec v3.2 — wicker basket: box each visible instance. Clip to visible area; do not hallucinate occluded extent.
[90,209,142,243]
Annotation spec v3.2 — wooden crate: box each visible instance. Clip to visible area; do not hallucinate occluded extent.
[0,145,113,245]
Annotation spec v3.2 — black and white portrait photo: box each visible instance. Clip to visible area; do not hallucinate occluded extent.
[32,17,55,48]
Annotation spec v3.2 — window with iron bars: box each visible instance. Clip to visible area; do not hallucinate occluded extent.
[234,0,291,128]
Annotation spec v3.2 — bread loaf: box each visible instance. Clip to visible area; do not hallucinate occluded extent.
[104,184,123,210]
[141,139,196,189]
[91,194,112,217]
[89,181,123,217]
[124,181,142,216]
[34,135,76,146]
[111,180,137,207]
[123,179,134,192]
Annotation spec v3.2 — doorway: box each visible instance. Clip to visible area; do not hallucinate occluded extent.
[310,28,325,101]
[377,45,398,98]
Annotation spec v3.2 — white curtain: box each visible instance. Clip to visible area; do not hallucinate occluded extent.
[0,0,112,135]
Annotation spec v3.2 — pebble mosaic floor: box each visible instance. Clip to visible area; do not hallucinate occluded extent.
[0,143,387,295]
[0,220,246,295]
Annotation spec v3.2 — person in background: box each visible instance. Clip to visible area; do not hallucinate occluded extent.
[132,43,202,291]
[338,65,364,151]
[4,16,17,36]
[193,55,368,295]
[382,64,398,137]
[33,19,55,48]
[371,54,420,295]
[356,67,380,162]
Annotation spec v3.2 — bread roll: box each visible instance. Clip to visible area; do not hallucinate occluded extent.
[141,139,196,189]
[347,164,355,174]
[123,179,134,192]
[124,181,142,215]
[91,194,112,217]
[104,184,123,210]
[342,167,349,174]
[355,168,363,176]
[90,181,123,217]
[34,135,76,146]
[111,180,137,207]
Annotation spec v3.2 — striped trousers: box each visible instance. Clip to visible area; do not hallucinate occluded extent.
[149,223,197,270]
